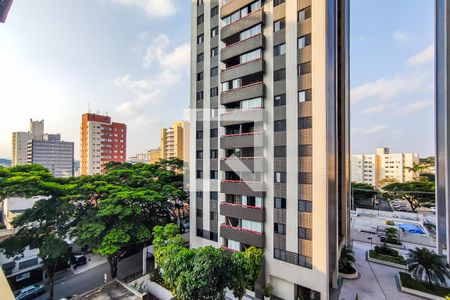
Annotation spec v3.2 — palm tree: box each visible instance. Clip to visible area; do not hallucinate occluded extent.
[339,246,355,273]
[407,247,450,287]
[385,227,399,244]
[406,163,427,180]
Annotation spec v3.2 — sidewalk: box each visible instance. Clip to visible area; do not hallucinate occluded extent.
[72,254,107,275]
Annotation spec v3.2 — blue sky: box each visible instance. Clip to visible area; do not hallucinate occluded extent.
[0,0,434,159]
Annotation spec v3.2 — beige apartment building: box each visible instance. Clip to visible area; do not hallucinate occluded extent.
[351,147,419,187]
[160,121,189,162]
[128,148,162,164]
[190,0,350,299]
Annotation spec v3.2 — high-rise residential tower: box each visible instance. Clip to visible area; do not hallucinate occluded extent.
[0,0,13,23]
[160,121,189,161]
[11,132,31,166]
[80,113,127,175]
[190,0,350,299]
[436,0,450,262]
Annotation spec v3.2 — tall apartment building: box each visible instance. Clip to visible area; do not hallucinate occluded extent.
[27,134,74,177]
[0,0,14,23]
[30,119,44,140]
[351,147,419,187]
[190,1,350,299]
[160,121,188,161]
[11,132,31,166]
[80,113,127,175]
[436,0,450,262]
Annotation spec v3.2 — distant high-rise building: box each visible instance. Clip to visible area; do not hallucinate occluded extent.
[161,121,188,161]
[80,113,127,175]
[0,0,13,23]
[27,134,74,177]
[11,132,31,166]
[128,148,162,165]
[149,148,162,164]
[190,0,350,298]
[30,119,44,140]
[351,147,419,187]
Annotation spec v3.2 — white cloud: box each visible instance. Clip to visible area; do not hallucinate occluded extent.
[400,99,433,115]
[362,104,387,115]
[393,29,408,42]
[143,34,190,71]
[406,44,434,66]
[351,74,427,103]
[352,124,389,135]
[111,0,176,17]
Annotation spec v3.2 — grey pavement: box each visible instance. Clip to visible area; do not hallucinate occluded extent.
[339,241,424,300]
[34,252,147,300]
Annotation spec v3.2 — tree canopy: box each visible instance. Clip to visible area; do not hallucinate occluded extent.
[382,180,435,213]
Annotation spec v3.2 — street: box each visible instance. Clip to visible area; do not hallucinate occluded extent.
[34,252,147,300]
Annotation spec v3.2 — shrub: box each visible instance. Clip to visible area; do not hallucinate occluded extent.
[369,250,406,265]
[399,272,450,297]
[385,220,395,226]
[374,244,399,257]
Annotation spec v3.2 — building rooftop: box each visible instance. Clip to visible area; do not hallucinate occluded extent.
[73,280,140,300]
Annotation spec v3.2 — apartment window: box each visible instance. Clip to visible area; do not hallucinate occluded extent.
[298,34,312,49]
[274,197,286,209]
[298,117,312,129]
[274,172,286,183]
[211,67,218,77]
[196,228,203,237]
[298,7,311,22]
[222,78,242,92]
[274,94,286,106]
[211,26,219,37]
[210,128,218,138]
[197,52,204,62]
[274,0,285,6]
[197,14,204,25]
[298,200,312,212]
[240,24,261,40]
[273,18,285,32]
[240,49,261,64]
[274,43,286,56]
[196,209,203,218]
[210,87,219,97]
[298,62,312,76]
[240,97,263,110]
[196,191,203,198]
[274,223,286,235]
[197,0,203,6]
[298,89,312,102]
[210,191,218,201]
[210,170,218,179]
[197,34,204,44]
[298,172,312,184]
[211,47,218,57]
[211,6,218,17]
[298,227,312,240]
[197,72,204,82]
[274,146,286,157]
[196,130,203,139]
[211,108,218,118]
[223,0,261,25]
[210,232,218,242]
[196,150,203,159]
[274,120,286,132]
[274,69,286,81]
[196,170,203,179]
[210,211,218,221]
[298,145,312,156]
[210,149,218,159]
[274,248,287,261]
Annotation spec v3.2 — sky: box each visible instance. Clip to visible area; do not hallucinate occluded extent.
[0,0,435,160]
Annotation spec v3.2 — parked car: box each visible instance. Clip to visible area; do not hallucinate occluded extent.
[70,254,87,267]
[14,284,45,300]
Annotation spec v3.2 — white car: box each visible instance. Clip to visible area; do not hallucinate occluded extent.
[14,284,45,300]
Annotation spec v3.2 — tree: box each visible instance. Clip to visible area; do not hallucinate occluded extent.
[382,181,435,213]
[407,247,450,287]
[384,227,399,244]
[406,163,427,180]
[338,246,355,274]
[351,182,377,209]
[379,176,399,187]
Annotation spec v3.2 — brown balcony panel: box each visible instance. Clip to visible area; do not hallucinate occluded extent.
[220,202,265,222]
[220,157,264,173]
[298,73,312,90]
[298,0,312,10]
[221,59,264,83]
[297,18,312,37]
[221,34,264,62]
[220,225,265,248]
[297,45,312,64]
[221,9,263,40]
[221,82,264,105]
[221,180,265,198]
[221,0,259,18]
[220,108,264,127]
[220,133,264,149]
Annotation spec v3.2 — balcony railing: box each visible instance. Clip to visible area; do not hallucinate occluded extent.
[220,224,264,236]
[223,33,262,50]
[222,8,262,29]
[221,81,263,95]
[221,156,263,160]
[221,201,263,210]
[222,58,262,72]
[221,131,262,138]
[222,179,261,184]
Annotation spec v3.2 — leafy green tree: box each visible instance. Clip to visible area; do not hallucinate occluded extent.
[385,227,399,244]
[351,182,377,209]
[407,247,450,287]
[338,246,355,274]
[382,181,435,213]
[406,163,428,180]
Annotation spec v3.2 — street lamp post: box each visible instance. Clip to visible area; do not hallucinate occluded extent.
[367,237,373,250]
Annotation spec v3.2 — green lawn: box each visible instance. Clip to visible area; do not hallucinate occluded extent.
[399,272,450,297]
[369,250,406,265]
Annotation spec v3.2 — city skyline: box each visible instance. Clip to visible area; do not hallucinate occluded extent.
[0,0,435,160]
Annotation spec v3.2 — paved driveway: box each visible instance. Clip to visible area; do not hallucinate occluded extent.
[339,241,424,300]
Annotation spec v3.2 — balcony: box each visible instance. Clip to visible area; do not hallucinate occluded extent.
[220,132,263,149]
[221,34,264,62]
[220,202,265,222]
[221,9,263,40]
[220,224,265,248]
[221,82,264,105]
[221,180,265,198]
[220,156,263,173]
[220,107,264,127]
[221,59,264,83]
